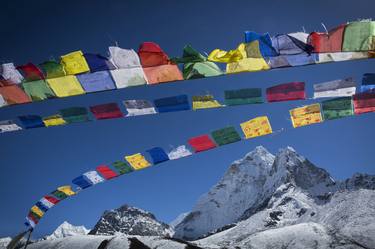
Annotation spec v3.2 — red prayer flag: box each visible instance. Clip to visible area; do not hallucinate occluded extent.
[0,84,31,104]
[27,212,40,224]
[90,103,124,120]
[308,24,345,53]
[353,92,375,114]
[44,195,60,205]
[188,135,217,153]
[16,63,44,81]
[266,82,306,102]
[138,42,170,67]
[96,165,118,180]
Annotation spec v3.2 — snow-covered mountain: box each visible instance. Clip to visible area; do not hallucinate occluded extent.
[172,146,375,248]
[89,204,173,237]
[5,146,375,249]
[44,221,89,240]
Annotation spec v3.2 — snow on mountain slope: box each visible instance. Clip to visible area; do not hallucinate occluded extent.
[89,204,173,237]
[174,146,337,240]
[44,221,89,240]
[0,237,11,249]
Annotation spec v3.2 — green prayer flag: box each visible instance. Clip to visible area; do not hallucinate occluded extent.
[224,88,263,106]
[172,45,206,64]
[51,190,68,200]
[21,80,56,101]
[342,21,375,51]
[112,161,133,174]
[183,61,222,80]
[321,97,354,120]
[60,107,90,123]
[39,60,66,78]
[211,126,241,146]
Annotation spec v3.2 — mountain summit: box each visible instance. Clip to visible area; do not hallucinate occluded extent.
[89,204,172,237]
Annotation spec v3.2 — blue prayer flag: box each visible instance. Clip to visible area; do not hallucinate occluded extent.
[146,147,169,164]
[154,95,190,113]
[18,115,44,129]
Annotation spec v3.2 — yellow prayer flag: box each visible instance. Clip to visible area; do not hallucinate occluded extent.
[290,103,323,128]
[240,116,273,139]
[46,75,85,97]
[208,48,243,63]
[226,58,270,74]
[31,205,44,218]
[61,50,90,75]
[43,115,66,127]
[192,95,222,110]
[57,185,75,196]
[125,153,151,170]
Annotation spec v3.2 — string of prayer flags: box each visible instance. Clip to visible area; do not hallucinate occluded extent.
[266,82,306,102]
[83,53,115,72]
[0,84,31,104]
[18,115,45,129]
[307,24,346,53]
[167,145,192,160]
[224,88,263,106]
[154,94,190,113]
[39,60,66,79]
[90,103,123,120]
[188,135,217,153]
[125,153,151,170]
[111,161,134,175]
[46,75,86,97]
[342,21,375,52]
[146,147,169,164]
[313,78,356,98]
[360,73,375,93]
[321,97,354,120]
[192,95,222,110]
[59,107,90,123]
[240,116,273,139]
[76,71,116,93]
[290,103,323,128]
[16,63,44,81]
[353,92,375,114]
[211,126,241,146]
[21,80,56,101]
[123,100,157,116]
[42,115,66,127]
[96,165,118,180]
[1,63,24,83]
[0,120,22,133]
[60,51,90,75]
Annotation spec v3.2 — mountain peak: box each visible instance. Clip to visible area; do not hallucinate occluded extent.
[89,204,172,237]
[44,221,89,240]
[174,146,340,240]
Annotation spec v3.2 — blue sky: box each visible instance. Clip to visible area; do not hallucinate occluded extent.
[0,0,374,238]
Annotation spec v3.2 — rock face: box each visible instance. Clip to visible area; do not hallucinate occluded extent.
[89,205,173,237]
[44,221,89,240]
[173,146,375,249]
